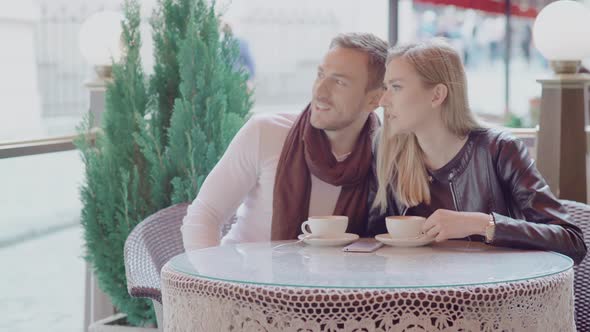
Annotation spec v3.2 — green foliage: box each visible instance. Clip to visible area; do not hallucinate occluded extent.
[504,112,524,128]
[77,0,155,325]
[135,0,193,209]
[154,0,252,204]
[78,0,252,326]
[148,0,193,142]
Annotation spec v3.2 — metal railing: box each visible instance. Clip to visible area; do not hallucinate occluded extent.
[0,129,96,159]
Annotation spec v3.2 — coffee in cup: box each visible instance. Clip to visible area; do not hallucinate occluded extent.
[385,216,427,239]
[300,215,348,237]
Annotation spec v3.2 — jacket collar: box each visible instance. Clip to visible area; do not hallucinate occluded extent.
[393,128,487,214]
[427,128,484,183]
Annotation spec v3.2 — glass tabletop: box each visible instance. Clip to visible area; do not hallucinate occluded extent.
[169,240,573,289]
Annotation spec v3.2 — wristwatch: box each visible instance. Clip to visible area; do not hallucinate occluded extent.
[485,213,496,243]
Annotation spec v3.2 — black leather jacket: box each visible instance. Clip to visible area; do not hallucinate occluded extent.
[367,128,587,265]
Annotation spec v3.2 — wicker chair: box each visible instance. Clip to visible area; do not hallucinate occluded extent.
[123,202,190,328]
[124,202,235,328]
[562,199,590,332]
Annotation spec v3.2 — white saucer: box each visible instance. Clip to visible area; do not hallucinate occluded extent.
[298,233,359,246]
[375,233,434,247]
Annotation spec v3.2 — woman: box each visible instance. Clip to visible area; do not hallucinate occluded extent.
[367,39,587,264]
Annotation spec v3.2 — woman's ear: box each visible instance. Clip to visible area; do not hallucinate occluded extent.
[431,83,448,108]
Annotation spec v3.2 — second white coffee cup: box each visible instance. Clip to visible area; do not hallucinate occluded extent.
[301,215,348,237]
[386,216,427,239]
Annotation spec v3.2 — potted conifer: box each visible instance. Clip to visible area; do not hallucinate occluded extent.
[78,0,251,329]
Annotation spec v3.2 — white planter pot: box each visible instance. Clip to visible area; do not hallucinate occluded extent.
[88,313,159,332]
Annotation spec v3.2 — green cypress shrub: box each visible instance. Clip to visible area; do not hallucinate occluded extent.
[77,0,252,326]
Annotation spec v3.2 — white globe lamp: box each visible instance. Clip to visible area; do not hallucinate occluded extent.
[533,0,590,73]
[533,0,590,203]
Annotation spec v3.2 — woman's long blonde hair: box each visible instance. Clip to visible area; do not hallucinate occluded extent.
[373,39,480,213]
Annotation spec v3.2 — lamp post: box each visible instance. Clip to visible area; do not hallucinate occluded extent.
[78,10,123,331]
[533,0,590,203]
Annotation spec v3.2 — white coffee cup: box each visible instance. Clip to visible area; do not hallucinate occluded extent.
[385,216,427,239]
[301,215,348,237]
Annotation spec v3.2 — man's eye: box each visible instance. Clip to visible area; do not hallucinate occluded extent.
[336,80,345,86]
[317,72,324,79]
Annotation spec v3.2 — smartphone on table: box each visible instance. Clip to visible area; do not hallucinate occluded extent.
[342,239,384,253]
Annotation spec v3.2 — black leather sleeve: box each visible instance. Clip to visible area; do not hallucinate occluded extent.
[491,134,587,265]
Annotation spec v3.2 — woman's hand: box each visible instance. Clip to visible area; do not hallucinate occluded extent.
[422,209,490,242]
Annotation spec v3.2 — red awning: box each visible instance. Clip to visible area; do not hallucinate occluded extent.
[413,0,553,18]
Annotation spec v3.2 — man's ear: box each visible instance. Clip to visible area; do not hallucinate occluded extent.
[431,83,448,108]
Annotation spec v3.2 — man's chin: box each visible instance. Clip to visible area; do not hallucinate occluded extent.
[311,119,341,132]
[310,120,326,130]
[309,113,325,130]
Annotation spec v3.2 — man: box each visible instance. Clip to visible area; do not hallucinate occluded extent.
[182,32,388,250]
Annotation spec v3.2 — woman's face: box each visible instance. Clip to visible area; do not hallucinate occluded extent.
[379,57,440,136]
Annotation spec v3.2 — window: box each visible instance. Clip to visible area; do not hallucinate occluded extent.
[397,0,552,127]
[223,0,389,113]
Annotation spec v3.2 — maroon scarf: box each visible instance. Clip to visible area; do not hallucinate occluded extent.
[271,104,378,240]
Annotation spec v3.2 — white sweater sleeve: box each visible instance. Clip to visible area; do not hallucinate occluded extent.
[181,116,260,251]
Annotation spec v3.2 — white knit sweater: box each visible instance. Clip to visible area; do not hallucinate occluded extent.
[181,112,346,251]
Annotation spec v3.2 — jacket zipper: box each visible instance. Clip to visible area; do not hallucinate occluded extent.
[448,172,459,211]
[402,172,458,216]
[449,171,472,241]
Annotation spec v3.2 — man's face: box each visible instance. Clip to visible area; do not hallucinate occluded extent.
[310,47,375,131]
